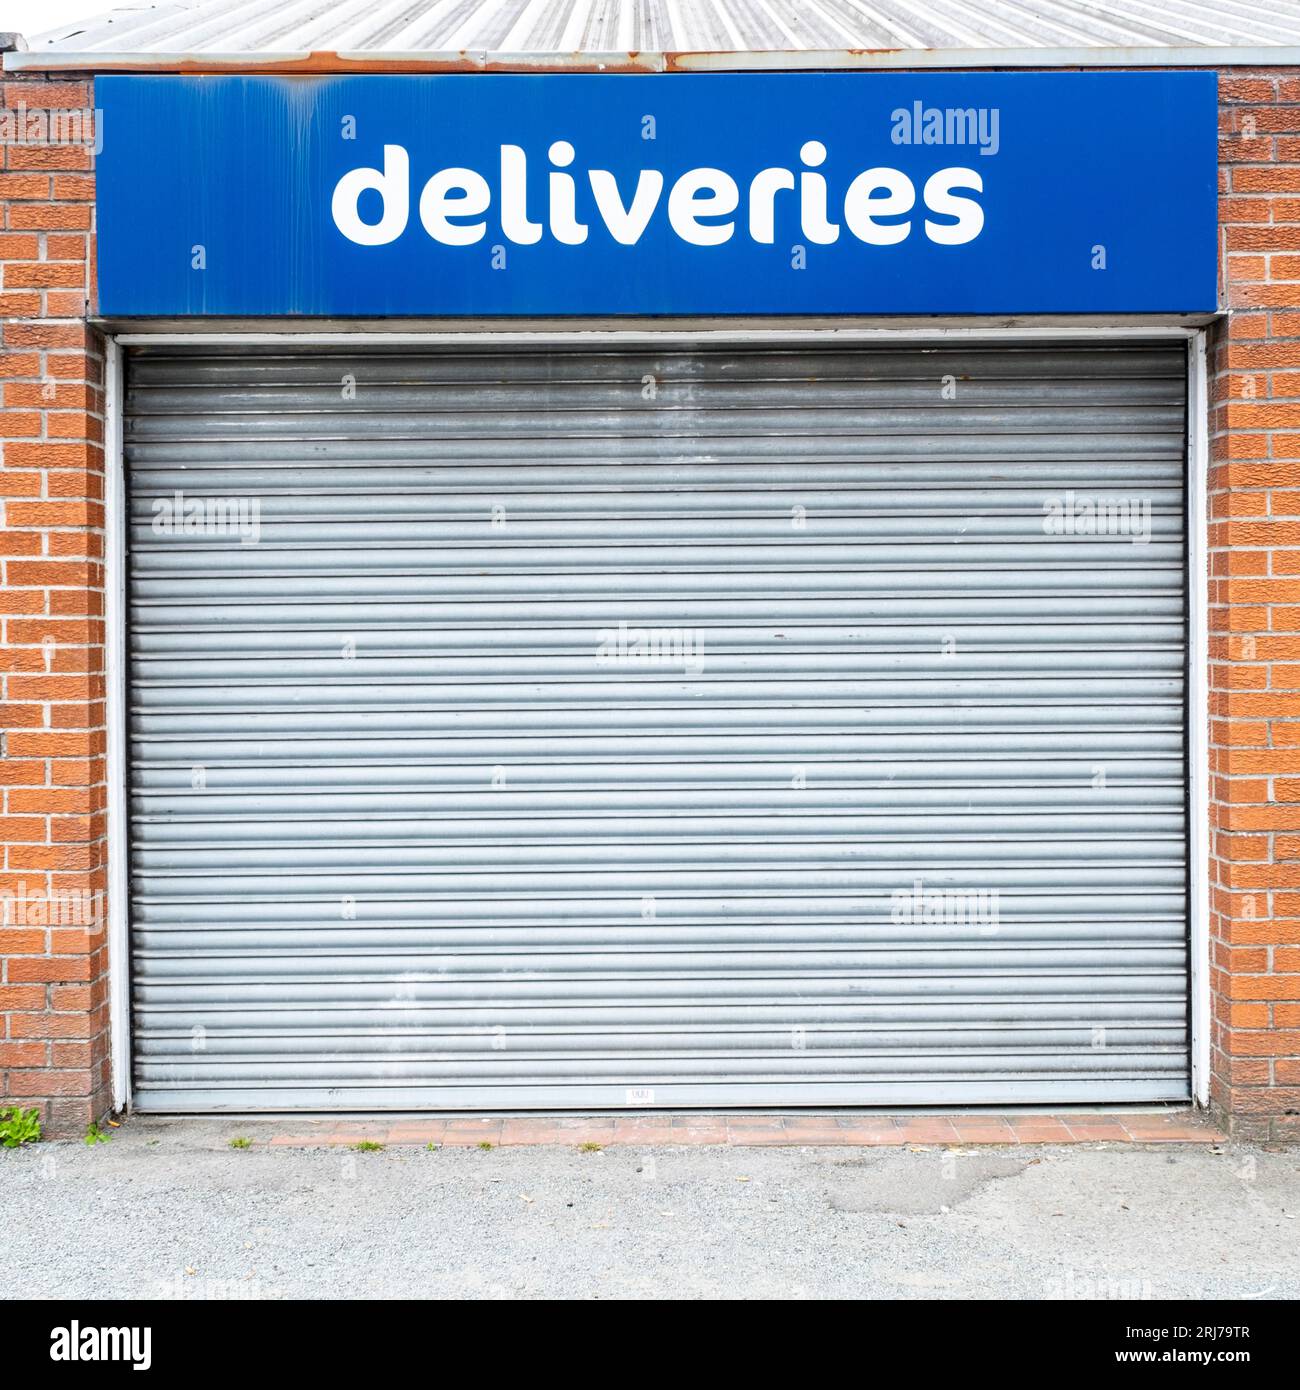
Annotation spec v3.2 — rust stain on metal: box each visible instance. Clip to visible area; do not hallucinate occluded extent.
[664,47,907,69]
[3,45,928,76]
[28,48,677,75]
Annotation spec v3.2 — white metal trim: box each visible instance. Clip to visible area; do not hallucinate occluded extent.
[110,318,1206,1110]
[104,335,131,1113]
[1188,328,1211,1109]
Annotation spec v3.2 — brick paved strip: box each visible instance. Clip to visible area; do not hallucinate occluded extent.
[263,1112,1229,1148]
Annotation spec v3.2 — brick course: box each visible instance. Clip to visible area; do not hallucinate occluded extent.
[2,66,1300,1136]
[0,73,108,1137]
[1211,69,1300,1140]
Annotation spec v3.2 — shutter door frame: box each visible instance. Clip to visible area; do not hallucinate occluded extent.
[119,331,1195,1113]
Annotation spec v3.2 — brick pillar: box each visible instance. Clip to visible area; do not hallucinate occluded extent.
[1210,70,1300,1140]
[0,76,110,1136]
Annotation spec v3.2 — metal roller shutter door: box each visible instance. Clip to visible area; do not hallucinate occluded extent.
[125,341,1190,1111]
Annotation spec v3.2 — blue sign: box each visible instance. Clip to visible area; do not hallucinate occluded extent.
[95,72,1218,317]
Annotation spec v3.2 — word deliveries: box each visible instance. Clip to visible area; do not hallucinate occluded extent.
[332,140,985,250]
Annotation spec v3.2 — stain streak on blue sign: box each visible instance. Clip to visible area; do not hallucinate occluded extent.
[95,72,1219,317]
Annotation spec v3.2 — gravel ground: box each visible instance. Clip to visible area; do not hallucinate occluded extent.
[3,1117,1298,1300]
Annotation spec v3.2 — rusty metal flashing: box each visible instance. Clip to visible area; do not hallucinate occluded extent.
[7,45,1300,75]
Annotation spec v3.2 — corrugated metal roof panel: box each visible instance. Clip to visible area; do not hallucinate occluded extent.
[9,0,1300,69]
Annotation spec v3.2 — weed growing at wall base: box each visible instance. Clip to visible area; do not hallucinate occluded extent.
[0,1106,41,1148]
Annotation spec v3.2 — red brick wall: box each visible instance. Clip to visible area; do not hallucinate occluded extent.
[0,75,109,1137]
[1210,70,1300,1140]
[3,64,1300,1137]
